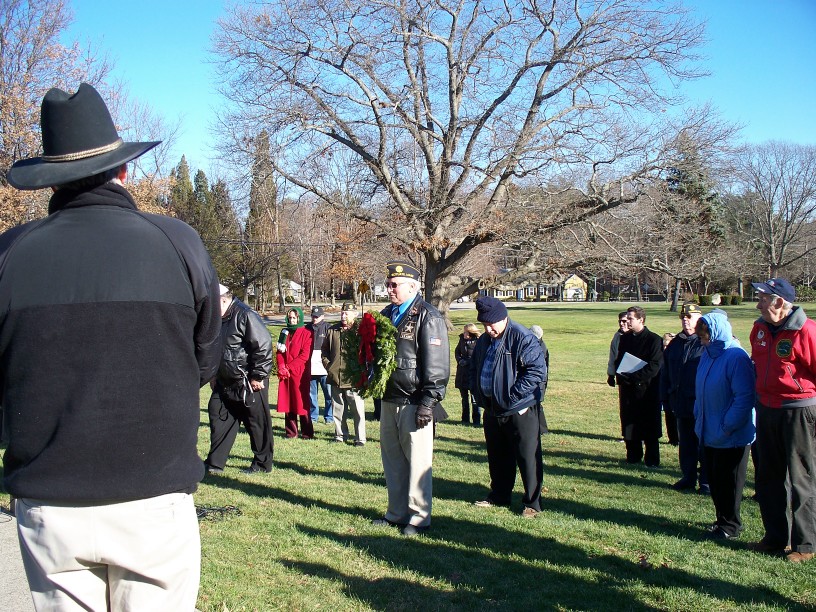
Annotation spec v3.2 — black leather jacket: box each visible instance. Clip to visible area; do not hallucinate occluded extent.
[381,294,450,408]
[217,298,273,385]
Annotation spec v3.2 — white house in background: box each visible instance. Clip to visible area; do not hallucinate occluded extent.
[478,272,590,301]
[265,279,303,303]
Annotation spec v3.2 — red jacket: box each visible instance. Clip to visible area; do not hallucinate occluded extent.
[276,326,313,416]
[750,307,816,408]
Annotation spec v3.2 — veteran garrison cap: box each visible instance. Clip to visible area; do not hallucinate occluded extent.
[341,302,357,312]
[386,260,420,280]
[680,302,701,316]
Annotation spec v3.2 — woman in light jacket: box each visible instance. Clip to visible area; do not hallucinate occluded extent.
[694,311,756,540]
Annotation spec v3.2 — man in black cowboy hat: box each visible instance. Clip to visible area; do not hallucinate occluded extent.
[372,260,449,536]
[1,83,221,609]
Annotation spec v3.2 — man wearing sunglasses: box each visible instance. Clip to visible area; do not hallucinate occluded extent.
[660,302,708,493]
[372,260,449,536]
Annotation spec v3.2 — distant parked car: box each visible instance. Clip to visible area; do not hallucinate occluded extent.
[456,295,471,303]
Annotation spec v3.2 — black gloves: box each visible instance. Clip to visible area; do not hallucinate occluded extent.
[607,375,616,387]
[415,405,434,429]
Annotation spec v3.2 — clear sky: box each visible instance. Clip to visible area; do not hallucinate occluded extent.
[63,0,816,177]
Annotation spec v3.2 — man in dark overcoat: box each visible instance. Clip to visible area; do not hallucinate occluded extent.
[615,306,663,466]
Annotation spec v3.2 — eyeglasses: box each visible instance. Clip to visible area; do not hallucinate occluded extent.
[386,282,405,289]
[680,314,693,319]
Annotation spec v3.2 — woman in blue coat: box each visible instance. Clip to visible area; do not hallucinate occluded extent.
[694,311,756,539]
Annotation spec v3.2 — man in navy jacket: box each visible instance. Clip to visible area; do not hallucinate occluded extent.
[470,297,547,517]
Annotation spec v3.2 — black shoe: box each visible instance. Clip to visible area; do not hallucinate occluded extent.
[698,484,711,496]
[372,517,403,528]
[241,465,271,474]
[204,463,224,475]
[707,526,738,540]
[672,479,695,491]
[402,524,428,537]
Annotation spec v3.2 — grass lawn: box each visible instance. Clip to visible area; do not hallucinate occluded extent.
[3,302,815,610]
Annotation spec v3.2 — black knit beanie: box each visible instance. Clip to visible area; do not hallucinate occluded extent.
[475,296,508,324]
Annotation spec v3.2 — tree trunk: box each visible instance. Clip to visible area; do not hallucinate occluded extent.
[671,278,681,312]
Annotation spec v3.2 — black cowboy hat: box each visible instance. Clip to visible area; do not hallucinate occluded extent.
[6,83,160,190]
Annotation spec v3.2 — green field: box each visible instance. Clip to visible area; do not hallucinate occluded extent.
[4,302,815,610]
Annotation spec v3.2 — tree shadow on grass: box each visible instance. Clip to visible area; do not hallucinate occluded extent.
[202,476,379,520]
[548,428,621,442]
[288,522,802,611]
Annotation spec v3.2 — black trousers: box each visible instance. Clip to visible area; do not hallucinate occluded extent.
[664,409,679,445]
[704,445,750,536]
[625,438,660,466]
[755,404,816,553]
[206,384,274,471]
[677,415,708,486]
[459,389,481,424]
[483,406,544,511]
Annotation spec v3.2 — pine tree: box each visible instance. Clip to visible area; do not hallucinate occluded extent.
[241,130,287,309]
[168,156,195,224]
[208,179,241,286]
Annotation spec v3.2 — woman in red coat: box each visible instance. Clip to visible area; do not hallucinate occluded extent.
[276,307,314,439]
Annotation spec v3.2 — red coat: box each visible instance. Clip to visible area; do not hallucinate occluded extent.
[276,326,313,415]
[751,307,816,408]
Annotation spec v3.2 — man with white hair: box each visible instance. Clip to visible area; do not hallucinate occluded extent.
[372,260,449,536]
[322,302,366,446]
[749,278,816,563]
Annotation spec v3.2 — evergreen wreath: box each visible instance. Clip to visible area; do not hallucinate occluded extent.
[341,311,397,398]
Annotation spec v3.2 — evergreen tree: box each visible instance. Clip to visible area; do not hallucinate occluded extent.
[241,130,287,309]
[168,156,195,224]
[208,179,242,286]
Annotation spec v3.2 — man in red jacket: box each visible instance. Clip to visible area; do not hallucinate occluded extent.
[749,278,816,563]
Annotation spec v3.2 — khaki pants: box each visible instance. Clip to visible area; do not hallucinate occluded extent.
[380,400,434,527]
[332,386,366,443]
[16,493,200,611]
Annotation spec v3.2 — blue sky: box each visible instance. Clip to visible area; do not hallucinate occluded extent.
[64,0,816,176]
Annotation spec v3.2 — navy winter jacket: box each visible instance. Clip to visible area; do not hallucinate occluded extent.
[469,319,547,417]
[660,331,704,419]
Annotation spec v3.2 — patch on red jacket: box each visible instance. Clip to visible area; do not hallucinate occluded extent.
[776,339,793,358]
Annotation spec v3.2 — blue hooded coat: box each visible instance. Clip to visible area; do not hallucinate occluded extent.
[694,312,756,448]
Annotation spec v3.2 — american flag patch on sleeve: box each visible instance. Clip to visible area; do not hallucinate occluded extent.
[429,336,442,346]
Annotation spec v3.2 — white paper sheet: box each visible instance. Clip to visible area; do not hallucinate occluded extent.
[616,352,647,374]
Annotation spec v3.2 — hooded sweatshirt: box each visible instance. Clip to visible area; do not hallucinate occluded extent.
[694,312,756,448]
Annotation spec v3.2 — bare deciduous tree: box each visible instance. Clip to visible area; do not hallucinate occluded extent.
[214,0,719,314]
[727,141,816,278]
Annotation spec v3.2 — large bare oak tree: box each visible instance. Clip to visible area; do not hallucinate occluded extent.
[214,0,716,314]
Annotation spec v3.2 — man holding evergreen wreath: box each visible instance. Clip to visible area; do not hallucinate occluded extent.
[372,260,450,536]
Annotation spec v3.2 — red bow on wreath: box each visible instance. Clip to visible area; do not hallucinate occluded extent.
[357,312,377,388]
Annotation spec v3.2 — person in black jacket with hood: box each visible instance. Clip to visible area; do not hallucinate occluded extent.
[204,285,274,474]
